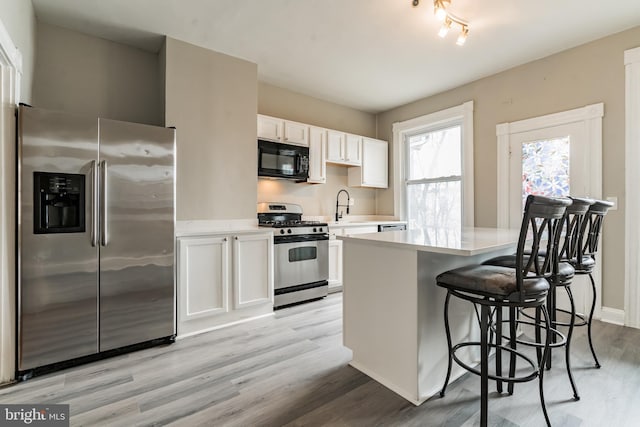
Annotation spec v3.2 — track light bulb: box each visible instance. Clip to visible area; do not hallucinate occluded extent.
[456,26,469,46]
[433,0,450,21]
[438,19,452,38]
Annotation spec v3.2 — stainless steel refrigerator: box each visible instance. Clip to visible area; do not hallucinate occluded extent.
[17,105,176,376]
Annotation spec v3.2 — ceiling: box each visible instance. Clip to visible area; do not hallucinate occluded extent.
[31,0,640,113]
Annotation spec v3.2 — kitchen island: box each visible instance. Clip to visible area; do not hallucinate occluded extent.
[339,227,520,405]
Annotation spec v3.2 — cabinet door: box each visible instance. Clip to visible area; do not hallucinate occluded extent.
[344,134,362,165]
[283,121,309,146]
[233,233,274,308]
[328,239,343,291]
[257,115,282,141]
[362,138,388,188]
[178,236,230,326]
[326,130,345,162]
[308,126,326,183]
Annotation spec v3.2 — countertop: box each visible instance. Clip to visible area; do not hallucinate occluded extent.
[338,227,520,256]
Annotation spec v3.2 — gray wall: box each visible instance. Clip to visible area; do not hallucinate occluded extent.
[164,37,258,221]
[33,22,163,126]
[258,82,378,217]
[376,26,640,310]
[0,0,36,102]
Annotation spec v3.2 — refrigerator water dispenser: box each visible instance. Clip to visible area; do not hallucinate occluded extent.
[33,171,85,233]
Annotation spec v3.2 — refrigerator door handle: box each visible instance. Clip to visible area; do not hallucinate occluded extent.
[100,160,108,246]
[91,160,98,247]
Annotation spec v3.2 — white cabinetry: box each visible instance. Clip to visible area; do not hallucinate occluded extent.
[348,137,388,188]
[257,114,308,146]
[178,231,273,337]
[326,130,361,166]
[328,239,343,292]
[307,126,326,183]
[328,224,379,292]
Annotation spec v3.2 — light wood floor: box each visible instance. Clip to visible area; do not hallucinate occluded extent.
[2,293,640,426]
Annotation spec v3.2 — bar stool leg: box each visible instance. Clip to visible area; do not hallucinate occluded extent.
[440,291,454,397]
[507,307,517,395]
[539,305,552,427]
[496,307,503,393]
[587,273,601,368]
[480,304,489,427]
[564,286,580,400]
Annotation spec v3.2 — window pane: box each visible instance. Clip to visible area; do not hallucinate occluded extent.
[522,137,570,207]
[408,125,461,180]
[407,181,461,230]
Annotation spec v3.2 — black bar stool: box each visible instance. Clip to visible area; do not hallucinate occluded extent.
[436,195,570,427]
[568,198,614,368]
[483,196,594,401]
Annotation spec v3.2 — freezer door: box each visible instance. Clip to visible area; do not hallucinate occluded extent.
[98,119,175,351]
[18,106,99,370]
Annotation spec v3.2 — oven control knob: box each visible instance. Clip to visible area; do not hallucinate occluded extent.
[318,227,323,232]
[280,229,285,235]
[287,229,292,234]
[313,227,317,232]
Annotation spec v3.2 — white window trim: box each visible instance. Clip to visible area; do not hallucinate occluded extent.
[0,17,22,384]
[496,103,604,228]
[392,100,474,226]
[625,46,640,329]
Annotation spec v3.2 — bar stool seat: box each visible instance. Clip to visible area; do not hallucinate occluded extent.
[437,264,549,299]
[569,255,595,272]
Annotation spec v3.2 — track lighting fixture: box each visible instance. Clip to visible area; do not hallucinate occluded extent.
[412,0,469,46]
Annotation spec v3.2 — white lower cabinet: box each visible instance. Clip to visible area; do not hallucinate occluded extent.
[178,231,274,337]
[328,239,343,292]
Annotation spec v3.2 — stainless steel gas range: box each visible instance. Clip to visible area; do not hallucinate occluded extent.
[258,203,329,308]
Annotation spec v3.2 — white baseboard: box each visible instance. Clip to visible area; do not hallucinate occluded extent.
[600,306,625,326]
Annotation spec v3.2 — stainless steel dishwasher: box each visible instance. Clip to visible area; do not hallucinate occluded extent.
[378,224,407,232]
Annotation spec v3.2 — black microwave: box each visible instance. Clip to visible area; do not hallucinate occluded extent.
[258,139,309,182]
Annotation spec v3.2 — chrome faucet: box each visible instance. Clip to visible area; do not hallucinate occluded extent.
[335,189,350,222]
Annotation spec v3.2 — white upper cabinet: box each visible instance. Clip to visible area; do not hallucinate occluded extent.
[308,126,326,183]
[326,130,361,166]
[348,137,388,188]
[257,114,308,146]
[257,115,282,142]
[326,130,345,163]
[283,121,308,146]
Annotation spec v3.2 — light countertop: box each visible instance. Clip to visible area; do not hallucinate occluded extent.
[338,227,520,256]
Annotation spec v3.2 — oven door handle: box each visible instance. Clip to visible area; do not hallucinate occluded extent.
[274,234,329,244]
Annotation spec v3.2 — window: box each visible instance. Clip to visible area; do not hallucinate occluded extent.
[405,124,462,230]
[521,136,570,207]
[392,101,474,230]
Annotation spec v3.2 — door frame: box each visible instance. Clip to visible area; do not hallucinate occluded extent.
[496,103,604,319]
[0,18,22,384]
[624,46,640,329]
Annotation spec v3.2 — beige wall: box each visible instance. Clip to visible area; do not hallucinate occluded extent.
[377,26,640,310]
[0,0,36,102]
[33,22,162,126]
[258,82,378,217]
[165,37,258,221]
[259,82,376,137]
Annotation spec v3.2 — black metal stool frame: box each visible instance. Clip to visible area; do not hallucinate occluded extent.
[568,199,614,368]
[515,197,594,401]
[437,195,570,427]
